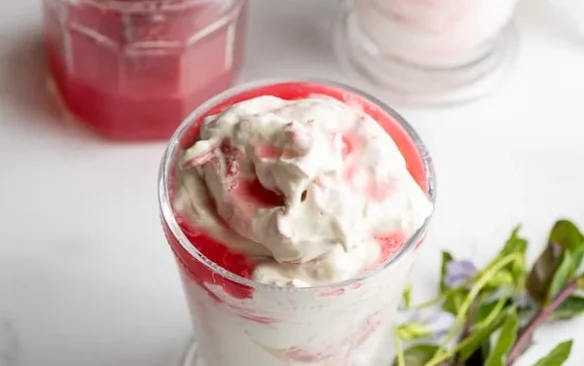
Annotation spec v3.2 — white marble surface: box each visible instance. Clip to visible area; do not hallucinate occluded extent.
[1,0,584,365]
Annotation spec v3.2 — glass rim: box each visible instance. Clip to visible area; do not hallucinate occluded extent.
[158,78,437,291]
[58,0,242,12]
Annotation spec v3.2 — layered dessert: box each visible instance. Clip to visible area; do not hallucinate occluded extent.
[43,0,248,141]
[353,0,520,67]
[160,81,435,366]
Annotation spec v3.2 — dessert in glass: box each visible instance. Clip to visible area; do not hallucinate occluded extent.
[158,79,436,366]
[42,0,248,141]
[335,0,521,104]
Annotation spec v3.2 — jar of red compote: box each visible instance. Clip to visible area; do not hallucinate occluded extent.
[43,0,248,141]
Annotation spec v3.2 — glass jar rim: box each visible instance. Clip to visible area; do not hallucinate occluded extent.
[158,78,437,292]
[61,0,239,13]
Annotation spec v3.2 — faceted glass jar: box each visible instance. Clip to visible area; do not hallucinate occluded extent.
[158,79,436,366]
[43,0,249,141]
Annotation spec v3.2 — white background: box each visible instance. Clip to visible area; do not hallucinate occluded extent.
[1,0,584,365]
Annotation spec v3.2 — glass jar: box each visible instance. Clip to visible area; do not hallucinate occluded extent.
[158,79,436,366]
[43,0,248,141]
[335,0,521,105]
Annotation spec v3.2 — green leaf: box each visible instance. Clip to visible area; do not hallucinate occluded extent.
[500,226,529,257]
[499,226,529,286]
[485,270,514,289]
[392,344,440,366]
[457,307,508,362]
[484,310,519,366]
[526,221,584,306]
[532,340,573,366]
[570,245,584,274]
[552,295,584,320]
[526,242,564,306]
[549,220,584,273]
[396,322,432,341]
[443,290,467,315]
[440,251,454,293]
[473,300,503,325]
[547,251,574,304]
[576,275,584,290]
[473,296,512,327]
[402,284,412,310]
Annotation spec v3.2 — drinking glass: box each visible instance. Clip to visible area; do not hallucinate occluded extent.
[158,79,436,366]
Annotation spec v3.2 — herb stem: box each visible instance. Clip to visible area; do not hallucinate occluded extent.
[414,278,475,310]
[414,253,518,310]
[427,253,522,366]
[472,290,510,332]
[393,326,406,366]
[506,278,577,365]
[452,297,482,366]
[425,306,517,366]
[461,296,481,338]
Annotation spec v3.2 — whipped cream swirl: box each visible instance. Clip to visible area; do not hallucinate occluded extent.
[175,95,432,286]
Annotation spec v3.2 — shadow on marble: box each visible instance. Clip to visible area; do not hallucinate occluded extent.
[0,320,22,366]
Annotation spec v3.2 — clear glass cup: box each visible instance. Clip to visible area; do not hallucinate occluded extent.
[43,0,248,141]
[334,0,521,105]
[158,79,436,366]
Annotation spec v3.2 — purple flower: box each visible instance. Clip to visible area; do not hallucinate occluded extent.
[445,260,478,288]
[414,310,456,336]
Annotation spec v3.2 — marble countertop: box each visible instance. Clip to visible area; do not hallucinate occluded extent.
[1,0,584,365]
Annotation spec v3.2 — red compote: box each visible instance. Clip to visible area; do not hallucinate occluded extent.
[42,0,248,141]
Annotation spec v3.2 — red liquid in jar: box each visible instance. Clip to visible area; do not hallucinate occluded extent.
[164,81,429,299]
[42,0,248,141]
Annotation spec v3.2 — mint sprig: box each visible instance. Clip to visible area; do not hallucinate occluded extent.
[392,219,584,366]
[532,340,573,366]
